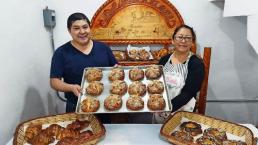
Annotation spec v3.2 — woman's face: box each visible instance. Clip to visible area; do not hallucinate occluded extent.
[172,28,193,53]
[69,20,91,45]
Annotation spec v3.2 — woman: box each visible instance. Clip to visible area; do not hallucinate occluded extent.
[155,24,205,123]
[50,13,117,120]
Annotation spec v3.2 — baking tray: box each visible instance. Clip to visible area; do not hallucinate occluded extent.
[76,65,172,114]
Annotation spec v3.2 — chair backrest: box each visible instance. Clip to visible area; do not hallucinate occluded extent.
[193,47,211,114]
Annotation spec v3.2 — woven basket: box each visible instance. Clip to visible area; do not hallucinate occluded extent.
[160,111,256,145]
[13,113,105,145]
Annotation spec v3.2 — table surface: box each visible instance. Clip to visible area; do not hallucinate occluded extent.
[99,124,169,145]
[6,124,258,145]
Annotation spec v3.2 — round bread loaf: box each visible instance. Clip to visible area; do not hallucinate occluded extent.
[129,67,144,81]
[108,67,125,81]
[147,80,164,94]
[86,81,104,96]
[147,94,166,110]
[110,80,127,96]
[104,94,122,111]
[128,81,146,97]
[145,65,162,79]
[81,97,100,113]
[179,121,203,136]
[85,68,102,82]
[170,131,194,144]
[126,95,144,111]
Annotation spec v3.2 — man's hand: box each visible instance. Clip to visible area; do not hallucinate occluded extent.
[70,84,82,97]
[114,64,120,67]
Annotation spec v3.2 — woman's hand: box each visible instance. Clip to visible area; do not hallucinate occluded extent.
[70,84,82,97]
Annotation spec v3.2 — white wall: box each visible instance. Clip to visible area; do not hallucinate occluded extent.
[1,0,258,144]
[0,0,62,144]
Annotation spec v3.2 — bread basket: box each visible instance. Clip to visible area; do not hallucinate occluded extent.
[160,111,256,145]
[13,113,105,145]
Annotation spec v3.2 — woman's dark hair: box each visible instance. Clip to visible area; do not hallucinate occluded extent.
[172,24,196,42]
[67,12,90,29]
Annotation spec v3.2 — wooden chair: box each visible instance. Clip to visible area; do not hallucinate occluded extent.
[191,46,211,115]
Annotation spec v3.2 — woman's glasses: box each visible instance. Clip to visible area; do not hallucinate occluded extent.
[174,35,192,42]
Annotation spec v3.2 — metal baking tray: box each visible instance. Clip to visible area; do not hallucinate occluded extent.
[75,65,172,114]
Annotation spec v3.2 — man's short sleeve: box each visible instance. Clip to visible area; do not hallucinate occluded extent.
[50,50,64,78]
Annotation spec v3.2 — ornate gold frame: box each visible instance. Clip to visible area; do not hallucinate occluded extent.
[91,0,184,45]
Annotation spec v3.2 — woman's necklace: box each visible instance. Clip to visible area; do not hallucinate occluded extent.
[171,51,189,64]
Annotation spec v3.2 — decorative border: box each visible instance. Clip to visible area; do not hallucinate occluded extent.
[91,0,184,44]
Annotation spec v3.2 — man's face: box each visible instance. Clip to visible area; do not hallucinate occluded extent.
[69,20,91,45]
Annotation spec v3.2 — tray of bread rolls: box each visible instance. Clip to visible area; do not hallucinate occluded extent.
[160,111,256,145]
[75,65,172,114]
[13,113,105,145]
